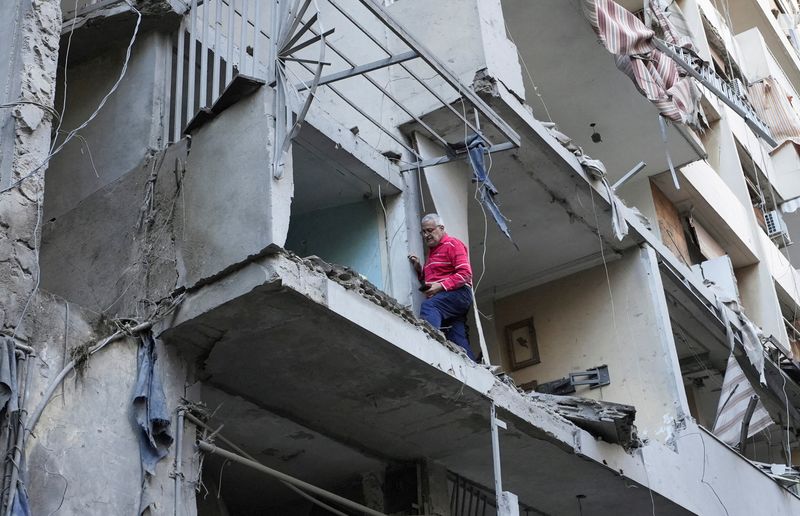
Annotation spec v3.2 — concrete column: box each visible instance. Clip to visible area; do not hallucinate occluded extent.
[421,460,451,516]
[0,0,60,339]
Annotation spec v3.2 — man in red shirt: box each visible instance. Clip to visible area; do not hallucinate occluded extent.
[408,213,475,360]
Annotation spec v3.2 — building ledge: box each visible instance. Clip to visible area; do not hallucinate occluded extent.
[159,246,714,513]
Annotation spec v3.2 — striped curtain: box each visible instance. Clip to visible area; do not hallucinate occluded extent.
[713,354,772,447]
[582,0,702,126]
[748,77,800,152]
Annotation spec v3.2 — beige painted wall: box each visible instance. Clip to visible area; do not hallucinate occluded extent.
[492,246,689,440]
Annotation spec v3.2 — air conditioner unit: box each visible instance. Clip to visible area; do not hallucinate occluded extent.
[765,209,793,245]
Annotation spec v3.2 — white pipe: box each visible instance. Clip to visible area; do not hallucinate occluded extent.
[198,441,388,516]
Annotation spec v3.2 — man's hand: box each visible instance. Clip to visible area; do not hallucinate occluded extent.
[425,282,444,298]
[408,254,422,273]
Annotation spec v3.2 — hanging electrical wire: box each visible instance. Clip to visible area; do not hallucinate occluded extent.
[1,0,142,195]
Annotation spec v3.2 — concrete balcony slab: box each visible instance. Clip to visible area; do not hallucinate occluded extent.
[159,248,694,515]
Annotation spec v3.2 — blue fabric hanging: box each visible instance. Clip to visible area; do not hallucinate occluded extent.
[465,134,516,246]
[132,332,172,477]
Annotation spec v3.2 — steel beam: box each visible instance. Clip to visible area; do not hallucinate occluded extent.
[296,51,418,91]
[355,0,521,148]
[326,0,490,145]
[294,60,419,155]
[197,441,387,516]
[300,27,451,148]
[398,142,516,172]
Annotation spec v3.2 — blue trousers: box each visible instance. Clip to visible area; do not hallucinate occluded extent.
[420,286,474,360]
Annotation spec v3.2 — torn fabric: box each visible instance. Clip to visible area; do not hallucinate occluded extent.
[644,0,693,48]
[713,354,772,447]
[465,134,516,245]
[582,0,703,127]
[132,332,173,477]
[748,77,800,151]
[547,127,629,240]
[739,314,766,385]
[0,338,18,414]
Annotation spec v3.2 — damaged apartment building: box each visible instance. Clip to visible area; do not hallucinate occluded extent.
[5,0,800,513]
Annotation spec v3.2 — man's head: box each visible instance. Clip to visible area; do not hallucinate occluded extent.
[421,213,446,247]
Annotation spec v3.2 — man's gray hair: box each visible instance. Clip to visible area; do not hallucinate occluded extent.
[421,213,444,226]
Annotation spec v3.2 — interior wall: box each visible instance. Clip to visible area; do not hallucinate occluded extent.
[684,373,724,429]
[286,200,385,289]
[492,246,689,439]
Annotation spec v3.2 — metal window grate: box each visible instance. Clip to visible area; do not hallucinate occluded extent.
[165,0,520,166]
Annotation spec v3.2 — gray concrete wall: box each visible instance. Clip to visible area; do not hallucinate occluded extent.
[177,86,292,288]
[41,140,187,316]
[493,245,690,441]
[0,0,60,340]
[0,3,197,515]
[44,28,169,220]
[23,292,197,516]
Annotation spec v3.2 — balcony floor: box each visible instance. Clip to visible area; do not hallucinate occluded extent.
[160,249,690,514]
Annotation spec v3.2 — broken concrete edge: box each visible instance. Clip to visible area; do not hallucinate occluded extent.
[304,102,405,192]
[533,393,638,449]
[162,245,643,453]
[61,0,185,38]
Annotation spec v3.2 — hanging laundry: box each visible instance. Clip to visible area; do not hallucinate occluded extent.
[748,77,800,151]
[713,354,772,446]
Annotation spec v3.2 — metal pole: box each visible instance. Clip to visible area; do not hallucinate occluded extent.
[184,412,348,516]
[173,408,185,516]
[490,403,504,509]
[610,161,647,191]
[197,440,388,516]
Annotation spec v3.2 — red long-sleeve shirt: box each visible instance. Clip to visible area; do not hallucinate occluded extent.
[419,234,473,291]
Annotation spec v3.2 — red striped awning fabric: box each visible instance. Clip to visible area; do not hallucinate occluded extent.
[583,0,702,126]
[748,77,800,153]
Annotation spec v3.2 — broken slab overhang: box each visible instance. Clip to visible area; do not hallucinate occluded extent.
[659,253,800,441]
[160,247,698,515]
[534,394,637,447]
[499,0,706,184]
[402,78,643,297]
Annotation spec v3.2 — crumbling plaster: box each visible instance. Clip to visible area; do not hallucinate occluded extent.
[41,140,186,316]
[0,0,60,341]
[20,293,197,515]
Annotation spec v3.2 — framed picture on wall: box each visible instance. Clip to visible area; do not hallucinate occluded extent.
[505,318,539,371]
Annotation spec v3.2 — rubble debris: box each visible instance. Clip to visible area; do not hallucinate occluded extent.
[289,252,466,356]
[531,393,638,449]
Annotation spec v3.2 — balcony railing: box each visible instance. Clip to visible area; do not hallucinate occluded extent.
[653,39,778,146]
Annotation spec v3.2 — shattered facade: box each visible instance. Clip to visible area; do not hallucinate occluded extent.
[2,0,800,514]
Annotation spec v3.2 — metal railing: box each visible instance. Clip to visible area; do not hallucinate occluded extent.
[653,39,778,146]
[448,472,540,516]
[168,0,270,142]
